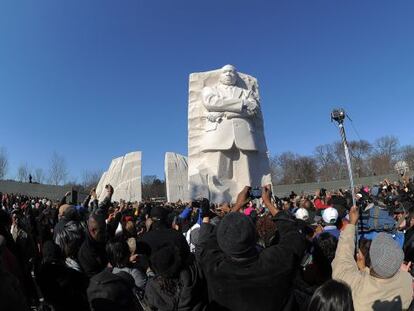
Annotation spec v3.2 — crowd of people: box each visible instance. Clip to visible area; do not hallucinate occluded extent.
[1,177,414,311]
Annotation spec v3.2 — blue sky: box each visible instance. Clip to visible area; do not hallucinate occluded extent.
[1,0,413,182]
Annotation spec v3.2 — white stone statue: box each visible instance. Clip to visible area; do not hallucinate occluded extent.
[165,152,189,203]
[96,151,142,202]
[188,65,271,203]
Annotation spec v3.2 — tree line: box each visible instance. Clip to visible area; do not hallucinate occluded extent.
[0,149,102,189]
[270,135,414,185]
[0,147,166,198]
[1,135,411,192]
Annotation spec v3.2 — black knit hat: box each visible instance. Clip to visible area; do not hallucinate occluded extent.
[150,244,182,278]
[216,212,257,257]
[150,206,168,221]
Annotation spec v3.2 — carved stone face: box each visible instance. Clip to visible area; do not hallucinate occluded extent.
[219,67,237,86]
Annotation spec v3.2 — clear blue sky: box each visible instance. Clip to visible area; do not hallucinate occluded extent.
[1,0,413,182]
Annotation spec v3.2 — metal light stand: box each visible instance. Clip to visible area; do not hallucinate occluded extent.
[331,109,359,247]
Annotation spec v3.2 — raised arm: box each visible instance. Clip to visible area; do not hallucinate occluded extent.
[331,206,363,289]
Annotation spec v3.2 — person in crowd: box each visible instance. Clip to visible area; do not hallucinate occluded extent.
[314,189,331,210]
[144,244,207,310]
[106,239,147,297]
[36,240,90,311]
[302,232,338,286]
[295,207,310,222]
[138,204,190,264]
[196,185,306,311]
[320,207,340,239]
[55,220,85,272]
[78,212,109,278]
[332,205,413,310]
[53,203,80,241]
[307,279,354,311]
[87,267,140,311]
[256,213,277,248]
[0,234,29,311]
[77,185,114,278]
[403,209,414,262]
[1,175,414,311]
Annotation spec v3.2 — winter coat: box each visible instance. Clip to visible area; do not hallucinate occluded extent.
[144,258,207,311]
[196,212,306,311]
[78,233,107,278]
[138,226,190,262]
[332,224,412,310]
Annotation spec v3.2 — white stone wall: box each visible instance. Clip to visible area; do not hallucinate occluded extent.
[97,151,142,202]
[165,152,189,202]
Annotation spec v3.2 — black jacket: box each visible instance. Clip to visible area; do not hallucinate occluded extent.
[196,212,306,311]
[138,226,190,262]
[78,233,107,278]
[36,262,89,311]
[144,258,207,311]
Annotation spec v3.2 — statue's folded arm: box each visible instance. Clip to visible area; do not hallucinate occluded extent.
[202,87,243,113]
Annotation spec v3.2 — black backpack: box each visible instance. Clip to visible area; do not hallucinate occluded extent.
[87,268,140,311]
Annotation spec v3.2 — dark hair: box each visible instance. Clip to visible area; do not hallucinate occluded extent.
[312,233,338,280]
[106,239,130,268]
[55,220,85,258]
[256,215,277,247]
[308,279,354,311]
[358,239,371,268]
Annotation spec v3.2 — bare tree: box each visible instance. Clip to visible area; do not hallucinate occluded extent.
[370,136,400,174]
[348,140,373,177]
[0,147,8,180]
[400,145,414,172]
[81,169,103,190]
[374,136,400,158]
[143,175,157,185]
[313,142,350,181]
[142,175,166,199]
[34,168,45,184]
[272,152,317,184]
[48,152,68,185]
[269,154,282,184]
[295,156,318,183]
[17,163,30,182]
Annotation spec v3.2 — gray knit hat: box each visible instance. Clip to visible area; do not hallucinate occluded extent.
[369,232,403,278]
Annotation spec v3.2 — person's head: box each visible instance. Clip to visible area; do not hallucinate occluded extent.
[124,220,136,237]
[256,214,277,247]
[217,212,257,258]
[295,208,310,222]
[312,232,338,279]
[406,209,414,229]
[303,199,315,211]
[106,239,130,268]
[149,205,168,229]
[219,64,237,86]
[11,210,20,226]
[369,232,403,279]
[308,279,354,311]
[150,244,182,278]
[88,213,107,243]
[322,207,339,226]
[58,204,79,221]
[54,220,84,258]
